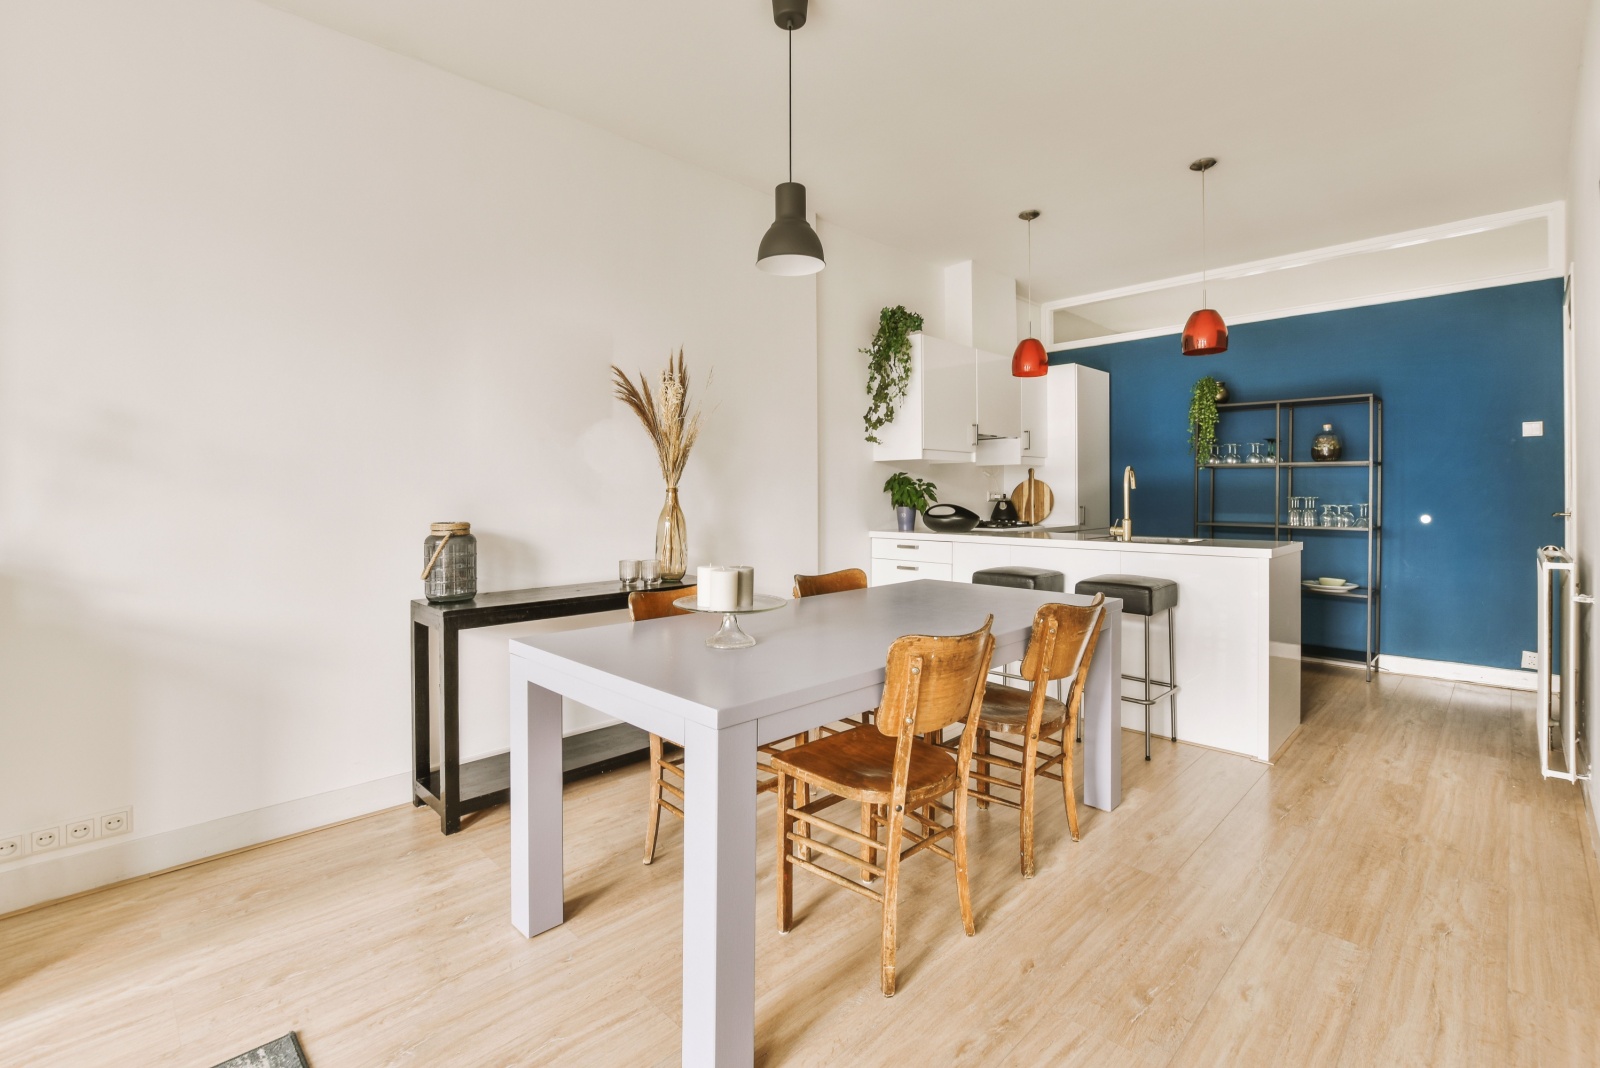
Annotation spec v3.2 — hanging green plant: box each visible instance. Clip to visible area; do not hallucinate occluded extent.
[1188,375,1223,467]
[862,305,925,443]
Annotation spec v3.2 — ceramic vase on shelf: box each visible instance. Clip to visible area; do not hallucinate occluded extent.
[895,505,917,533]
[1311,423,1343,462]
[656,486,687,582]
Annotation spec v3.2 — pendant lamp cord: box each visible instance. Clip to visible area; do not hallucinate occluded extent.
[1026,217,1035,338]
[787,25,793,183]
[1201,166,1209,308]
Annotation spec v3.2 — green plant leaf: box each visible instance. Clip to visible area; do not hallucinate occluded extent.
[862,305,925,442]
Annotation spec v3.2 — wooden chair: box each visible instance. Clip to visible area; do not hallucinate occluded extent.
[968,595,1104,878]
[772,616,995,997]
[792,567,868,598]
[630,585,808,864]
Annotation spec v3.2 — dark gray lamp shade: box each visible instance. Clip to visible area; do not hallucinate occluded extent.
[757,181,824,275]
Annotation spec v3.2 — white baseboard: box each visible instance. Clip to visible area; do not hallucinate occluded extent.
[1372,653,1540,691]
[0,772,410,917]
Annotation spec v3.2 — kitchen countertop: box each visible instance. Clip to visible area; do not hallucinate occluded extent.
[872,526,1303,559]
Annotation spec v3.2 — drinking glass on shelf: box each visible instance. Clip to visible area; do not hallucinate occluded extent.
[619,558,641,588]
[1286,496,1304,526]
[1246,443,1264,464]
[1222,443,1241,464]
[1356,503,1371,529]
[640,559,662,586]
[1319,504,1337,528]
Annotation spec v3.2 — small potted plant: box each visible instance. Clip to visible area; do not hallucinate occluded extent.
[883,472,938,532]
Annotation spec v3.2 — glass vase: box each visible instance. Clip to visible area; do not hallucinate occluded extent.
[656,486,687,582]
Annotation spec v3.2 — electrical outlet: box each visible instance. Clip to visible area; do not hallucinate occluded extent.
[1522,650,1539,670]
[0,837,21,861]
[99,809,131,837]
[66,818,96,844]
[31,827,62,853]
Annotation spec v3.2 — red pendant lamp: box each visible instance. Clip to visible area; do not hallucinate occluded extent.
[1012,209,1048,377]
[1182,157,1228,356]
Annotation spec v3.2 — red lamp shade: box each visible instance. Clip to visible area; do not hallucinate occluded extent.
[1011,337,1048,377]
[1182,308,1229,356]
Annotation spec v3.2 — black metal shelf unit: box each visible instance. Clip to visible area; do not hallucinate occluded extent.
[1192,392,1383,679]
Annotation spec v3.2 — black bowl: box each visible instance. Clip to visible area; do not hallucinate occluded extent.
[921,503,980,533]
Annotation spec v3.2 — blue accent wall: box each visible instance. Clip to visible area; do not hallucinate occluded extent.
[1054,280,1565,670]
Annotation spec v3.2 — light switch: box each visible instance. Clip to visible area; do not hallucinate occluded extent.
[1522,421,1544,437]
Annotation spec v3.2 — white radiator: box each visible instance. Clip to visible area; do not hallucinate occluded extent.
[1536,546,1590,782]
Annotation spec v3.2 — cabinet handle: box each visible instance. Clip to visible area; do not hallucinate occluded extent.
[896,565,919,571]
[1080,505,1086,524]
[895,544,918,550]
[1024,430,1031,451]
[971,423,979,447]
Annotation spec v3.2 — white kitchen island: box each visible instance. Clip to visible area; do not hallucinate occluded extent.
[870,528,1303,762]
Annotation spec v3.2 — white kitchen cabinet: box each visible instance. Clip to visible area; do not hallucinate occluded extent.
[1028,363,1110,527]
[976,347,1021,440]
[871,332,978,464]
[871,558,953,585]
[1020,375,1047,461]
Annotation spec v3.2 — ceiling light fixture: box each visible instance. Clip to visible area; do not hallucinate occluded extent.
[756,0,824,276]
[1012,210,1048,377]
[1181,157,1228,356]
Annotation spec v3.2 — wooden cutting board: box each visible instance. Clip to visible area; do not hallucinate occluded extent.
[1011,468,1054,525]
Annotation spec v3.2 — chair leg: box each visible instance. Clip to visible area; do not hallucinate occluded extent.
[1019,731,1040,878]
[1061,716,1080,842]
[954,781,975,937]
[880,808,904,997]
[975,729,990,809]
[777,771,794,933]
[644,733,664,864]
[1167,606,1178,742]
[860,802,877,882]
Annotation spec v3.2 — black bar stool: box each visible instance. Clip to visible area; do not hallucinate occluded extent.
[972,565,1067,700]
[1073,574,1178,760]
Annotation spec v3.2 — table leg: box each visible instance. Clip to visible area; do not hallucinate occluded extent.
[439,623,462,834]
[1082,600,1123,812]
[411,619,430,808]
[681,718,757,1068]
[510,664,565,938]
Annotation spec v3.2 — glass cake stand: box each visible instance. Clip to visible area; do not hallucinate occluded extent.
[672,593,788,649]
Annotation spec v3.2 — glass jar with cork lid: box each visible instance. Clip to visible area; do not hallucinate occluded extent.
[421,522,477,602]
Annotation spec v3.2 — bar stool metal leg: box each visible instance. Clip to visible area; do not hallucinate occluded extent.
[1144,615,1153,760]
[1167,606,1178,742]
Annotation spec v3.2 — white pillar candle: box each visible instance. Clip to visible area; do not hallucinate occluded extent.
[704,567,741,612]
[696,566,716,609]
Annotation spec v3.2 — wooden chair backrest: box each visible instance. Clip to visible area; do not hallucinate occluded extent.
[792,568,868,598]
[628,585,695,622]
[1019,596,1105,685]
[877,616,995,739]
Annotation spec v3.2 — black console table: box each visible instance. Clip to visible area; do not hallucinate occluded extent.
[411,579,688,834]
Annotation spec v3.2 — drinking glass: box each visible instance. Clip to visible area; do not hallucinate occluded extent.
[1356,503,1371,529]
[1319,504,1336,528]
[640,559,662,586]
[1223,443,1241,464]
[1246,443,1264,464]
[619,558,641,588]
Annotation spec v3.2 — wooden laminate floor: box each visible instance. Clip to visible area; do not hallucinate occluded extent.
[3,665,1599,1066]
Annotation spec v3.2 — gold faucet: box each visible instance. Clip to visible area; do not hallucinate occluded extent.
[1108,465,1136,542]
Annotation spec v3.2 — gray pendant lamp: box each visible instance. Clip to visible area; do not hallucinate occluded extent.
[756,0,824,275]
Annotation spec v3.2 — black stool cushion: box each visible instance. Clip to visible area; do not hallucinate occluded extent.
[972,566,1065,592]
[1074,574,1178,616]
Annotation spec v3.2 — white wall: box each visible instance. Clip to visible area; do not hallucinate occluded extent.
[1568,0,1600,842]
[815,224,1003,573]
[0,0,818,909]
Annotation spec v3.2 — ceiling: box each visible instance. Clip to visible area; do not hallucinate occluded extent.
[258,0,1590,303]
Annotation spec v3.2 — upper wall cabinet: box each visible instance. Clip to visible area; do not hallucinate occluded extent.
[871,332,979,464]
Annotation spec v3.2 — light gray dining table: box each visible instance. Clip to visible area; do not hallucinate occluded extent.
[507,578,1122,1067]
